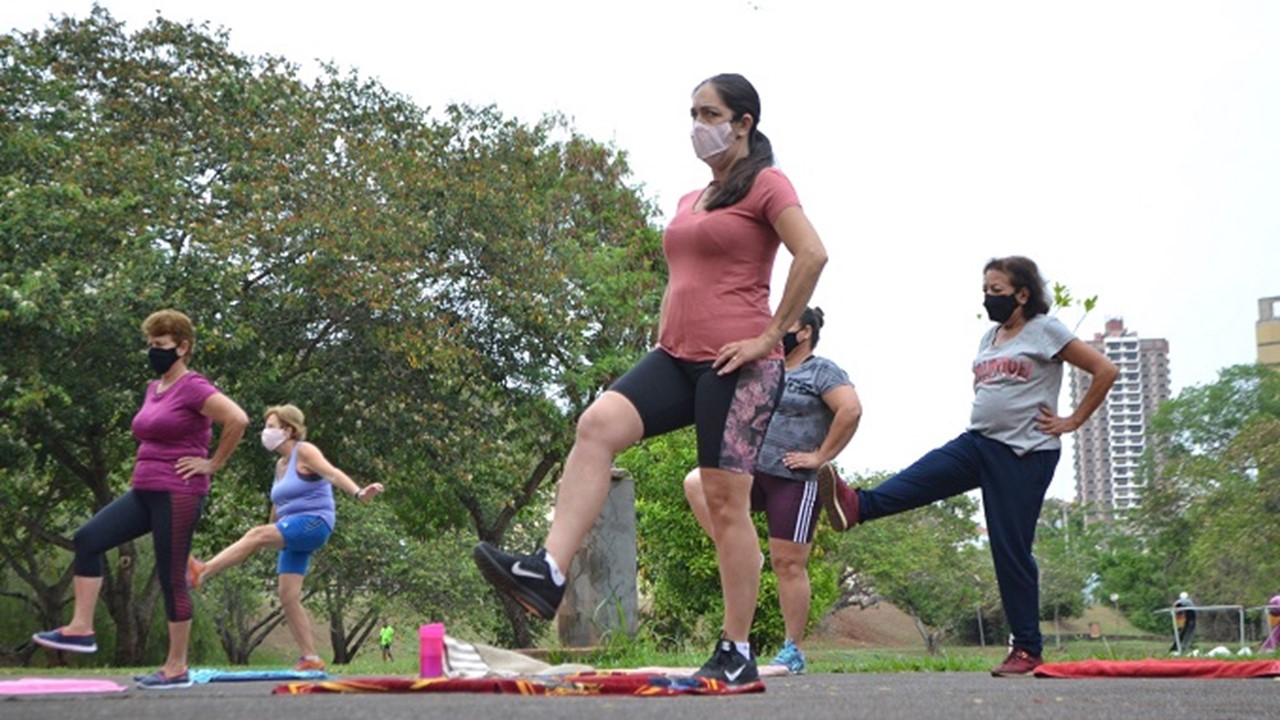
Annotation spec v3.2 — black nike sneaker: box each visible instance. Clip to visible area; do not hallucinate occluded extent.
[472,542,565,620]
[693,637,760,685]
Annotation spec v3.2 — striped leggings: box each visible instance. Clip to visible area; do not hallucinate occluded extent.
[72,489,205,622]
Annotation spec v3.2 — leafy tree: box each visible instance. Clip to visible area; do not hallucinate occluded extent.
[0,6,325,665]
[1110,365,1280,630]
[1,6,663,659]
[1092,525,1180,634]
[828,472,989,654]
[625,429,841,651]
[1036,499,1090,621]
[200,552,288,665]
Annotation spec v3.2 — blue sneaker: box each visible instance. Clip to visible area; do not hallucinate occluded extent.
[769,639,806,674]
[32,629,98,653]
[136,669,193,690]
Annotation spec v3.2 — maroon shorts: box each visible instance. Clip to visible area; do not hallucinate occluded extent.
[750,471,819,544]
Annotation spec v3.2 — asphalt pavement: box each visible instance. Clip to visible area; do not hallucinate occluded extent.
[3,672,1277,720]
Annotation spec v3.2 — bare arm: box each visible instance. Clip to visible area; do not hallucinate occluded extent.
[1038,339,1119,435]
[714,206,828,375]
[783,384,862,470]
[295,442,384,502]
[176,392,249,479]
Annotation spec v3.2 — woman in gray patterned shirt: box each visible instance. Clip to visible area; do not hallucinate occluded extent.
[685,306,862,674]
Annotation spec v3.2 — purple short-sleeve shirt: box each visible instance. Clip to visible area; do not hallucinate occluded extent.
[130,372,220,495]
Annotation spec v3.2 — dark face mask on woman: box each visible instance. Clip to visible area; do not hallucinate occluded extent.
[983,293,1021,324]
[148,346,180,375]
[782,331,801,356]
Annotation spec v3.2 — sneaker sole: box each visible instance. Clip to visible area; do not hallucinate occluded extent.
[136,680,194,690]
[471,544,558,620]
[817,464,852,532]
[32,634,97,653]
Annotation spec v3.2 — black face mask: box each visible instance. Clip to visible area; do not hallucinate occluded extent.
[983,293,1021,323]
[782,331,801,356]
[148,346,180,376]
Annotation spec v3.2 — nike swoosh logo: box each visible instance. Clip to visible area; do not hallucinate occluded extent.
[511,562,546,580]
[725,666,745,682]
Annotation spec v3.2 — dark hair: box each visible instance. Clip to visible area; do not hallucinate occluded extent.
[697,74,774,211]
[983,256,1050,320]
[800,306,825,350]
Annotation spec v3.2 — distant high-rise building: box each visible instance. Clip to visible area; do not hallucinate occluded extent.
[1258,296,1280,370]
[1070,318,1171,520]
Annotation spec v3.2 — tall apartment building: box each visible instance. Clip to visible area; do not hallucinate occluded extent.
[1258,296,1280,370]
[1071,318,1171,519]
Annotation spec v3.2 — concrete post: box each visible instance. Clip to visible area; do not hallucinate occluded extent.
[557,468,638,647]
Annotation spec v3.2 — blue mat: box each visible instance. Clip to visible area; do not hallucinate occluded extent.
[190,668,329,684]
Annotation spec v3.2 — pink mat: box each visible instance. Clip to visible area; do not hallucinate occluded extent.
[0,677,128,695]
[1035,659,1280,679]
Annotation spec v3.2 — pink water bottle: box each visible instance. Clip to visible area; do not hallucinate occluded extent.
[419,622,445,678]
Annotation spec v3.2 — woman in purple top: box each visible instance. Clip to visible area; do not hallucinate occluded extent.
[33,309,249,690]
[188,403,383,671]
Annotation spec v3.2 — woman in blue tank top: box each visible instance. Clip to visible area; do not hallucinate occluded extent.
[187,404,383,671]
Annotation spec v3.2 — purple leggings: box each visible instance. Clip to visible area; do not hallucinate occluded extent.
[72,489,205,622]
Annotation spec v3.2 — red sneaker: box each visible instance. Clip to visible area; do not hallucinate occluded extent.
[186,556,205,590]
[818,464,860,531]
[990,647,1043,677]
[293,656,327,672]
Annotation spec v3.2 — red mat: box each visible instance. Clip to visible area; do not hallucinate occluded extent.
[273,673,763,696]
[1035,659,1280,679]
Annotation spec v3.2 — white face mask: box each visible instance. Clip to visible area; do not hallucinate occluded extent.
[261,427,289,452]
[690,120,736,162]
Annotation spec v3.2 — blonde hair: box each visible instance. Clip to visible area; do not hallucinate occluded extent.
[264,404,307,441]
[142,309,195,351]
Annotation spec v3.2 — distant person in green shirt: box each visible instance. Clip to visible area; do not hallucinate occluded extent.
[379,623,394,662]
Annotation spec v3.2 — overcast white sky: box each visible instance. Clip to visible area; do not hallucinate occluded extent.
[7,1,1279,501]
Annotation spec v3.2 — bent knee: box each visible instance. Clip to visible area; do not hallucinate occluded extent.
[575,394,642,448]
[247,525,280,545]
[683,470,702,496]
[72,527,96,555]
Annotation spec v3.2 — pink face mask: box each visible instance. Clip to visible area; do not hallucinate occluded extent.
[691,120,735,162]
[261,427,289,452]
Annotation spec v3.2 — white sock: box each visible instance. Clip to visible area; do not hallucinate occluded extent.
[734,641,752,659]
[543,550,566,586]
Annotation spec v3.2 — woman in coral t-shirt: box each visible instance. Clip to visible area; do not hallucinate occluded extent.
[474,73,828,684]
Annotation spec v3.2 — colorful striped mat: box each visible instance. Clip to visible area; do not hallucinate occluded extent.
[273,673,764,696]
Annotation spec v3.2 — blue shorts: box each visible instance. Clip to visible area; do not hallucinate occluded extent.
[276,514,333,576]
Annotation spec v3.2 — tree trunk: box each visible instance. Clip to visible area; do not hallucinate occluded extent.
[333,607,380,663]
[328,604,350,664]
[213,586,288,665]
[911,613,942,655]
[100,541,156,666]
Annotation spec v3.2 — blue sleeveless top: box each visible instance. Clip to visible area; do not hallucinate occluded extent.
[270,444,336,529]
